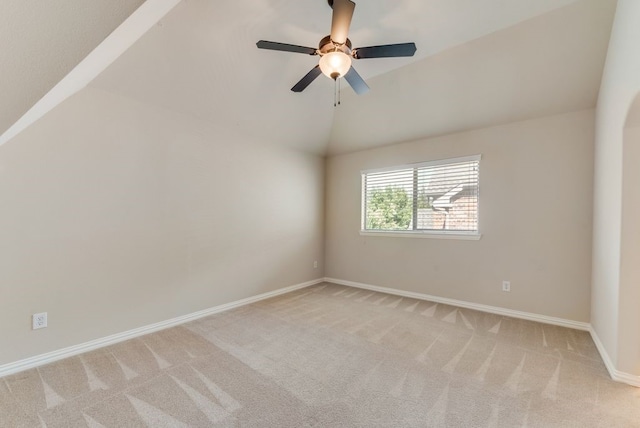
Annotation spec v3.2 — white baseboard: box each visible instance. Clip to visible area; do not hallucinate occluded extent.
[0,278,323,379]
[324,277,590,331]
[5,277,639,389]
[589,326,640,388]
[325,277,640,388]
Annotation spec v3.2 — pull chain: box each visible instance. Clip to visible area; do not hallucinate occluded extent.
[333,78,342,107]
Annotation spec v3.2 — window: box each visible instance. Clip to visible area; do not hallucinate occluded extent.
[361,155,480,238]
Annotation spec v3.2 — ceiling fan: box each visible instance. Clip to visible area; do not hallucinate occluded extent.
[256,0,417,96]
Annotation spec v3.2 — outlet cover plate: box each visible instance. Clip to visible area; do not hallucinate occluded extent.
[33,312,48,330]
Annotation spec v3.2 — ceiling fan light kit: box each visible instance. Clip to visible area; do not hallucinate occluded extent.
[256,0,417,99]
[319,51,352,79]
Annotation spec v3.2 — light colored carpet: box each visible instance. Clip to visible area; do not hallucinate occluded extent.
[1,282,640,427]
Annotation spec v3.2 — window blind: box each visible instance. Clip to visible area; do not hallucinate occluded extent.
[362,156,480,233]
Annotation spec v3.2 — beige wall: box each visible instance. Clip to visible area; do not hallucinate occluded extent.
[592,0,640,376]
[326,110,594,322]
[620,124,640,374]
[0,87,324,366]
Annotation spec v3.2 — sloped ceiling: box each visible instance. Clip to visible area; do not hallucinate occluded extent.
[0,0,145,136]
[1,0,616,155]
[329,0,617,154]
[88,0,604,155]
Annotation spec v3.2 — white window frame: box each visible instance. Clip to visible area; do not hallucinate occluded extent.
[360,155,482,240]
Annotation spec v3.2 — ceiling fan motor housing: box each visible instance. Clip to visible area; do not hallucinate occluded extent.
[318,35,352,56]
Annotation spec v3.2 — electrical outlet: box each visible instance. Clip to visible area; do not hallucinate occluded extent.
[32,312,47,330]
[502,281,511,292]
[314,261,318,269]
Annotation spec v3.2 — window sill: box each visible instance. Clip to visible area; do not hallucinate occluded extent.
[359,230,482,240]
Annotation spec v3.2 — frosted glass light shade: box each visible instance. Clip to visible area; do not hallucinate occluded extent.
[319,51,352,80]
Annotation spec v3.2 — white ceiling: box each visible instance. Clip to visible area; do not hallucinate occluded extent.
[2,0,616,155]
[0,0,145,136]
[329,0,616,154]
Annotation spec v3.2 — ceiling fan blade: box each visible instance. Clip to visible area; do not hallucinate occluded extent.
[330,0,355,45]
[256,40,317,55]
[353,43,417,59]
[291,65,322,92]
[343,66,369,95]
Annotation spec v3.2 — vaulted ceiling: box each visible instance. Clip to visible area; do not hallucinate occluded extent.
[0,0,145,136]
[1,0,617,155]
